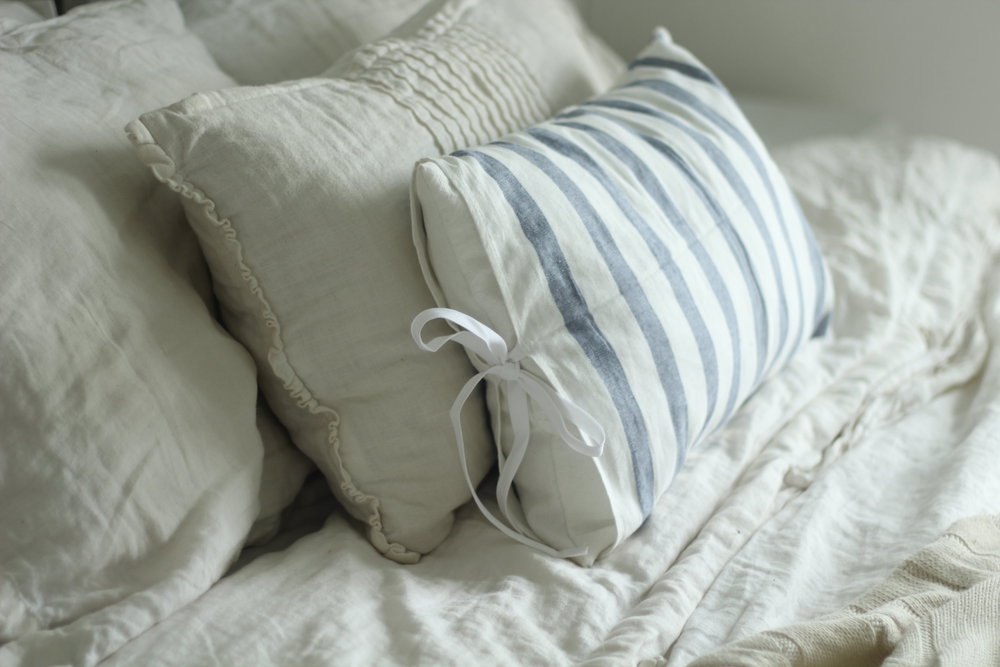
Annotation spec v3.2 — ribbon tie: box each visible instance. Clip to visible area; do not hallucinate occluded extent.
[411,307,605,558]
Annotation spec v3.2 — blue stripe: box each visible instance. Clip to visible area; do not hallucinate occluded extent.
[456,149,656,515]
[496,137,691,474]
[551,120,746,428]
[627,77,829,337]
[812,311,831,338]
[524,127,720,466]
[638,131,771,387]
[558,120,769,389]
[627,56,721,87]
[580,99,799,367]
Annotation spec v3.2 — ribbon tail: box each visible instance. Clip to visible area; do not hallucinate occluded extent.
[495,383,533,538]
[414,307,597,560]
[449,372,586,559]
[520,373,606,457]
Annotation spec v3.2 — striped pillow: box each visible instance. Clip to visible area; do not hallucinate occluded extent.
[411,28,832,563]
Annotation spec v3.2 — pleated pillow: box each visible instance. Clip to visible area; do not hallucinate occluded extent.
[411,28,833,563]
[128,0,623,562]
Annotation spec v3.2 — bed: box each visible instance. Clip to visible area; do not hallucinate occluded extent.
[2,0,999,665]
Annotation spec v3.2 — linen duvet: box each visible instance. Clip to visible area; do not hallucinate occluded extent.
[1,0,999,665]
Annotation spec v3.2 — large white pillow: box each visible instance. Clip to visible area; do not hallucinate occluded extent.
[128,0,624,562]
[410,28,833,562]
[0,1,303,663]
[179,0,429,84]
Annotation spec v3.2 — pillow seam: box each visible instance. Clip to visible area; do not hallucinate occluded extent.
[422,158,588,554]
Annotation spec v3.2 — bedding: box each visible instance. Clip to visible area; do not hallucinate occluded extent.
[0,1,42,28]
[0,0,52,26]
[411,27,832,562]
[1,0,999,665]
[689,514,1000,666]
[178,0,428,85]
[0,0,309,662]
[127,0,624,562]
[100,134,1000,667]
[179,0,626,88]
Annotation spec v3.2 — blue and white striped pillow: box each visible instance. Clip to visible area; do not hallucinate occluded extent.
[411,28,832,563]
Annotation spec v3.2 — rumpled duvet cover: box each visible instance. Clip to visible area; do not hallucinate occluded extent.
[26,134,1000,666]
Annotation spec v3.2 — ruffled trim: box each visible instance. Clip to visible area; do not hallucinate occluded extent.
[126,121,419,564]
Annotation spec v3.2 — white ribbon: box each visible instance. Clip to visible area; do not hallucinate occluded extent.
[411,307,605,558]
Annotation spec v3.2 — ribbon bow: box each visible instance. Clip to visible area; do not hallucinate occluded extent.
[411,307,605,558]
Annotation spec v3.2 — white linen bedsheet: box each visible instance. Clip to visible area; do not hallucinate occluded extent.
[100,135,1000,666]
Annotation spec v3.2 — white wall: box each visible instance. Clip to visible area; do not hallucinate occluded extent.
[578,0,1000,156]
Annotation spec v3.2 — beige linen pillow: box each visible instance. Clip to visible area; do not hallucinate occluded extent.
[0,0,303,663]
[128,0,624,562]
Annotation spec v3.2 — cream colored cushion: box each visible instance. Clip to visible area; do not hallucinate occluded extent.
[179,0,429,84]
[128,0,624,562]
[0,1,299,662]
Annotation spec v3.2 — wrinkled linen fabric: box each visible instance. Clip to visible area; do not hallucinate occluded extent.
[411,28,833,562]
[179,0,624,86]
[102,136,1000,666]
[653,136,1000,666]
[179,0,429,84]
[0,0,43,30]
[128,0,625,563]
[0,2,308,665]
[687,514,1000,666]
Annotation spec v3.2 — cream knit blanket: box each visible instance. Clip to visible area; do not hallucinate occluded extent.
[688,514,1000,666]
